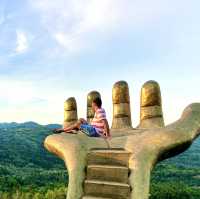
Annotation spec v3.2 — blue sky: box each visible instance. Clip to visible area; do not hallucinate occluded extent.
[0,0,200,125]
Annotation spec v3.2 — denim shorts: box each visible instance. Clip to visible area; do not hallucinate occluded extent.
[80,124,100,137]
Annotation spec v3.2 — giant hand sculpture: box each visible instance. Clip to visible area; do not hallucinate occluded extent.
[44,80,200,199]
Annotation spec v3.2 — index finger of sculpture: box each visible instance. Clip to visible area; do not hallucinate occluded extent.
[87,91,101,123]
[139,80,164,128]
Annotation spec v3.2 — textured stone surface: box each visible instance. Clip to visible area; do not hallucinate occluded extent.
[139,80,164,128]
[87,165,129,183]
[44,80,200,199]
[84,149,130,198]
[112,81,132,129]
[82,196,113,199]
[87,149,130,167]
[63,97,78,128]
[84,180,130,199]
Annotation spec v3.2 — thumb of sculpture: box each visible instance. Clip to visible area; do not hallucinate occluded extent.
[87,91,101,123]
[139,80,164,128]
[112,81,132,129]
[63,97,78,128]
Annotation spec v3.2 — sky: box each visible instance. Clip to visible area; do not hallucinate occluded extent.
[0,0,200,126]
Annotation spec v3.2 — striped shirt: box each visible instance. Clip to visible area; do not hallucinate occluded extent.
[91,108,106,134]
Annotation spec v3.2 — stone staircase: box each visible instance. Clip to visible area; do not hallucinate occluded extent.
[83,149,131,199]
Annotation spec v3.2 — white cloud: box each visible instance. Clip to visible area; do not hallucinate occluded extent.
[29,0,177,53]
[29,0,123,52]
[15,30,28,53]
[54,32,83,53]
[0,3,5,25]
[0,15,5,25]
[0,79,36,104]
[0,77,86,124]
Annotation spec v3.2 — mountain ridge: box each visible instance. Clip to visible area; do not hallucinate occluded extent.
[0,121,62,129]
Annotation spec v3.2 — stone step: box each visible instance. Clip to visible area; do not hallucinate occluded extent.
[84,180,130,199]
[87,164,129,183]
[87,149,130,167]
[82,196,112,199]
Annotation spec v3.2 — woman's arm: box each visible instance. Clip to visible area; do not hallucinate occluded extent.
[102,119,110,137]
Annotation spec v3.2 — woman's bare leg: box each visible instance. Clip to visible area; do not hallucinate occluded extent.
[63,122,79,132]
[63,119,85,133]
[53,118,86,134]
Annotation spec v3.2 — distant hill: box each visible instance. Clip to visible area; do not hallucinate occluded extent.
[0,121,63,169]
[0,122,66,192]
[0,121,61,130]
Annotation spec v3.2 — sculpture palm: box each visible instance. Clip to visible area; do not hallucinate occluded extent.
[44,80,200,199]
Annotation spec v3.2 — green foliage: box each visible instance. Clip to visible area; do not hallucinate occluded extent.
[0,122,67,198]
[150,138,200,198]
[150,182,200,199]
[0,122,63,169]
[0,185,67,199]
